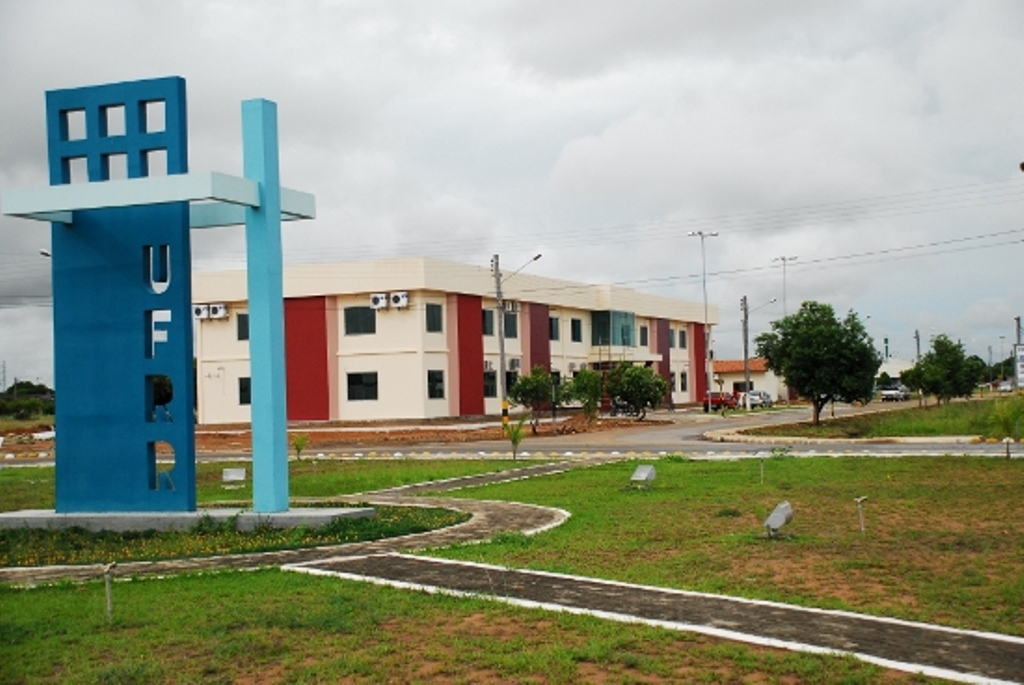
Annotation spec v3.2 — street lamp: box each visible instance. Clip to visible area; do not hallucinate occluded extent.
[772,255,798,316]
[492,253,541,429]
[741,295,776,410]
[688,231,717,405]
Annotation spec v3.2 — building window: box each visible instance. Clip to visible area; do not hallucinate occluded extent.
[668,329,676,348]
[639,325,648,347]
[482,309,494,336]
[238,377,251,405]
[680,371,688,392]
[483,371,497,398]
[344,306,376,335]
[679,330,687,349]
[237,313,249,341]
[669,372,676,392]
[571,318,582,343]
[505,370,519,391]
[347,372,378,400]
[426,303,443,333]
[551,370,561,387]
[591,310,635,346]
[504,311,518,339]
[427,370,445,399]
[549,316,560,341]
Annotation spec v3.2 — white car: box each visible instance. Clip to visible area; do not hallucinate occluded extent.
[742,390,774,408]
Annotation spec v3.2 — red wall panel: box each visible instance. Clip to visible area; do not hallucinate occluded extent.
[693,323,708,401]
[528,303,551,372]
[456,294,485,416]
[284,297,330,421]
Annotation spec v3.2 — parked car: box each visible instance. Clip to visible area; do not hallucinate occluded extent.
[741,390,774,408]
[998,381,1014,393]
[703,392,738,412]
[880,385,911,401]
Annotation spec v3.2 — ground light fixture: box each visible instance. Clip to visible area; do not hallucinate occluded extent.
[854,496,868,535]
[763,501,793,538]
[630,464,656,489]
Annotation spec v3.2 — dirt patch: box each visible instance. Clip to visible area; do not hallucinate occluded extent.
[195,414,663,453]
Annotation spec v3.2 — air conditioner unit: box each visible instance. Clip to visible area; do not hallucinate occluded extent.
[209,303,228,319]
[390,291,409,308]
[484,360,494,372]
[193,304,209,320]
[580,363,588,371]
[510,358,521,371]
[503,300,519,312]
[568,362,577,372]
[370,293,388,310]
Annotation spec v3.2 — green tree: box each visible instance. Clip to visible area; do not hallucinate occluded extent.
[755,301,881,425]
[509,365,561,434]
[604,362,669,421]
[566,368,603,422]
[877,371,892,388]
[912,335,979,404]
[900,365,925,406]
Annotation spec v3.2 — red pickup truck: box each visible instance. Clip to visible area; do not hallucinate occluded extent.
[703,392,738,411]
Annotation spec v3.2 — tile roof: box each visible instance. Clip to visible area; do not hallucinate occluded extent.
[714,358,768,373]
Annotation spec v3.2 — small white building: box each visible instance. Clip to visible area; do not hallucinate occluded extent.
[192,257,719,424]
[712,358,789,401]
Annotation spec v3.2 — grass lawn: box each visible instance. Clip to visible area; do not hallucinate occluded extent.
[0,459,525,566]
[0,569,918,683]
[434,455,1024,636]
[2,454,1018,682]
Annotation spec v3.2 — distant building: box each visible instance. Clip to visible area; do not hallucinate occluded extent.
[192,257,719,424]
[712,358,789,401]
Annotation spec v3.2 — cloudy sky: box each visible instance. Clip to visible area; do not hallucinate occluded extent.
[2,0,1023,388]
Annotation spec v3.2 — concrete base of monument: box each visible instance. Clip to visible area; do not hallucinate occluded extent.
[0,507,375,533]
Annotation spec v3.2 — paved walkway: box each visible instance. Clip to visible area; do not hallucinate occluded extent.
[3,455,1022,683]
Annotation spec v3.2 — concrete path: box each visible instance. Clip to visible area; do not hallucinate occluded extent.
[3,454,1022,683]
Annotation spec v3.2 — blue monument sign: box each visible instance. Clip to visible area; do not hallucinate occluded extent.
[2,77,314,514]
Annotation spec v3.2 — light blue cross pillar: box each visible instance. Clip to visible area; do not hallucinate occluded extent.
[243,99,289,513]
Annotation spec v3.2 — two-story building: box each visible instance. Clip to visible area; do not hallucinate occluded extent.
[191,257,718,424]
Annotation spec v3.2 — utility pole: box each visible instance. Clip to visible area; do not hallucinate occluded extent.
[772,255,798,316]
[741,296,750,411]
[914,329,921,363]
[491,254,508,430]
[689,231,718,405]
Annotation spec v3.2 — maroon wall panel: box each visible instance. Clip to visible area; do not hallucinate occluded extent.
[693,323,708,401]
[456,294,485,416]
[528,303,551,372]
[284,297,330,421]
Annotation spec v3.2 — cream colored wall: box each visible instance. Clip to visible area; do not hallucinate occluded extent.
[195,303,252,425]
[333,291,452,421]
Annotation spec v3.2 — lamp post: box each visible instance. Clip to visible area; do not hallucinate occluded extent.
[741,295,777,410]
[772,255,798,316]
[688,231,717,405]
[1000,335,1006,380]
[492,253,541,429]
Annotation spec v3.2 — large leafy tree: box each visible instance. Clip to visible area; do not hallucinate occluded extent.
[604,362,669,421]
[912,335,984,404]
[755,301,881,424]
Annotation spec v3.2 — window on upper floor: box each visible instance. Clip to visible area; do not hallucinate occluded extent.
[549,316,560,341]
[426,303,443,333]
[344,306,376,335]
[570,318,582,343]
[503,311,518,339]
[591,310,635,346]
[668,329,676,348]
[237,313,249,341]
[639,325,648,347]
[482,309,494,336]
[678,330,688,349]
